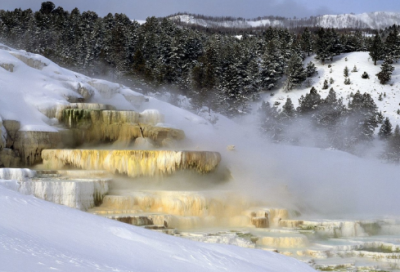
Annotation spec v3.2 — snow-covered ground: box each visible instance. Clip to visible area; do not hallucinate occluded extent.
[0,44,318,271]
[1,43,400,271]
[0,186,315,272]
[265,52,400,128]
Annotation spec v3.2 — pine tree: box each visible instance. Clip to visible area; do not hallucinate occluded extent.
[384,26,400,62]
[344,66,349,77]
[260,39,284,90]
[369,32,383,65]
[297,87,321,114]
[347,91,378,142]
[259,101,282,142]
[300,27,313,56]
[322,79,329,89]
[306,61,317,77]
[361,71,369,79]
[284,53,307,91]
[378,117,393,140]
[377,56,395,84]
[384,125,400,163]
[281,97,296,119]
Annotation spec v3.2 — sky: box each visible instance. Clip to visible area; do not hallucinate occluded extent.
[1,0,400,20]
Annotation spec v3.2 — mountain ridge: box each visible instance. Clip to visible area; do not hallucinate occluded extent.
[167,11,400,29]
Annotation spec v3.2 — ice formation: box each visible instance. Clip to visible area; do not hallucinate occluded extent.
[42,149,221,177]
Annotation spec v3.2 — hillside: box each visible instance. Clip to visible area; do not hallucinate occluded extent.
[168,11,400,29]
[266,52,400,127]
[2,42,400,271]
[0,43,320,271]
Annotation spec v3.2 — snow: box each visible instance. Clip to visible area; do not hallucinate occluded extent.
[168,12,400,29]
[0,186,315,272]
[317,12,400,29]
[1,43,400,271]
[0,43,317,271]
[265,52,400,128]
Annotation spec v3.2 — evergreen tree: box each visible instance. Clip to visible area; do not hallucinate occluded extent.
[306,61,317,77]
[297,87,321,115]
[369,32,383,65]
[344,66,349,77]
[322,79,329,89]
[281,97,296,119]
[378,117,393,140]
[259,101,282,142]
[384,26,400,62]
[347,91,379,142]
[260,39,284,90]
[385,125,400,163]
[300,27,313,56]
[315,28,341,64]
[284,53,306,91]
[377,56,395,84]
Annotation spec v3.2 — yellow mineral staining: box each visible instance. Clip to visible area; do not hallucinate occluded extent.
[279,220,304,228]
[41,149,221,177]
[256,235,309,248]
[59,107,183,146]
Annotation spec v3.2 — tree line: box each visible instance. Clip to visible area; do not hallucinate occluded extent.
[0,1,390,116]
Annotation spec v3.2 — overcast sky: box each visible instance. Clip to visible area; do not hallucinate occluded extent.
[2,0,400,20]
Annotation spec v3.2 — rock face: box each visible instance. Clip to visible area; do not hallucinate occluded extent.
[58,106,183,147]
[41,149,222,177]
[15,131,61,166]
[1,120,61,166]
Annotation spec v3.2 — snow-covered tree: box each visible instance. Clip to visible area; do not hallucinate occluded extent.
[384,125,400,163]
[377,56,395,84]
[306,61,317,77]
[284,53,306,91]
[300,28,313,56]
[297,87,321,115]
[322,79,329,89]
[378,117,393,140]
[369,32,383,65]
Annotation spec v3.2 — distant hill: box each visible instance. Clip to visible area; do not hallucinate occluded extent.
[168,11,400,29]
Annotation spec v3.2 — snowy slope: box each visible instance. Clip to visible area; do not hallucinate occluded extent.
[0,186,315,272]
[0,43,214,140]
[0,43,318,271]
[2,43,400,272]
[266,52,400,127]
[317,12,400,29]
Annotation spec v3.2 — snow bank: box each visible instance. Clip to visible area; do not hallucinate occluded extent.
[0,186,316,272]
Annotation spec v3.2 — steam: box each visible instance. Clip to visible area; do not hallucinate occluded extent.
[54,82,400,221]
